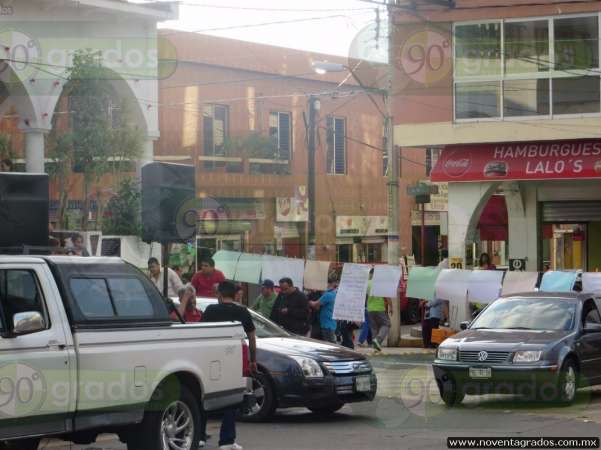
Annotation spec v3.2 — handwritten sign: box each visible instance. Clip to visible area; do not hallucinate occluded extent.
[371,265,402,298]
[333,264,371,322]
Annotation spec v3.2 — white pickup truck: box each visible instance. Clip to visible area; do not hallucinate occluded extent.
[0,256,248,450]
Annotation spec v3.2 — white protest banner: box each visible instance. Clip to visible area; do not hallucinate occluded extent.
[213,250,241,280]
[333,263,371,322]
[406,267,439,301]
[501,272,539,296]
[467,270,505,305]
[435,269,470,329]
[261,255,305,288]
[304,260,331,290]
[371,265,402,298]
[234,253,262,284]
[582,272,601,294]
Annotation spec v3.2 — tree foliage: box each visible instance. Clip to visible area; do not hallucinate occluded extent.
[47,50,144,230]
[101,177,142,236]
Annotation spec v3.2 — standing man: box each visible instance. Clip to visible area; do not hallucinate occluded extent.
[422,297,443,349]
[191,257,225,298]
[309,276,338,343]
[148,257,184,297]
[367,270,391,352]
[270,278,309,335]
[70,234,90,257]
[201,281,256,450]
[252,279,277,318]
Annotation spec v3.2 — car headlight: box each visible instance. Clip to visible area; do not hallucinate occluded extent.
[513,350,542,363]
[290,356,324,378]
[437,348,457,361]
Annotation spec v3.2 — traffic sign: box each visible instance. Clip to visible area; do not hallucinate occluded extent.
[407,183,439,197]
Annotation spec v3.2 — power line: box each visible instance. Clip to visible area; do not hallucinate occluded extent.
[160,13,369,36]
[169,2,377,13]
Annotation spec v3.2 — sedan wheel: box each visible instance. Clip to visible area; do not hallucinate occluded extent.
[239,372,276,422]
[557,360,578,405]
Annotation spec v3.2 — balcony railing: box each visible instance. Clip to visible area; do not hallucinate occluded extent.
[198,155,290,175]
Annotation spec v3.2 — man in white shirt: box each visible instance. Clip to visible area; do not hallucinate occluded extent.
[148,257,184,297]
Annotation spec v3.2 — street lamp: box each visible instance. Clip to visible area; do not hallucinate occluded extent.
[312,60,400,267]
[313,59,401,347]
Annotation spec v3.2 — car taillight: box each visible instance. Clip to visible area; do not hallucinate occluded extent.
[242,340,250,377]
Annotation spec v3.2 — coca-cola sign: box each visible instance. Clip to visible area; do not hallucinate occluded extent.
[442,152,471,177]
[432,139,601,182]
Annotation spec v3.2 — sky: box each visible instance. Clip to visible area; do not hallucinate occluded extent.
[151,0,386,58]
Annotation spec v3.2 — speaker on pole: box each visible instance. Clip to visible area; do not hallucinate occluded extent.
[141,162,196,244]
[0,173,49,249]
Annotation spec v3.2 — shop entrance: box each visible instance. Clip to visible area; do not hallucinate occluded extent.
[542,224,587,271]
[541,201,601,272]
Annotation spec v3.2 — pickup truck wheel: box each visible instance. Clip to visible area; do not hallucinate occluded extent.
[239,372,276,422]
[129,382,201,450]
[0,438,40,450]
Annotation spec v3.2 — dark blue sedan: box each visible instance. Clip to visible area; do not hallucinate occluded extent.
[196,299,378,421]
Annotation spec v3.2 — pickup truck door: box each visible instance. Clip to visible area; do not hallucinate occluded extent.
[0,265,72,439]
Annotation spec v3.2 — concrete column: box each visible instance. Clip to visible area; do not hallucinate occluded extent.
[506,182,538,271]
[448,182,499,267]
[24,130,46,173]
[136,138,155,178]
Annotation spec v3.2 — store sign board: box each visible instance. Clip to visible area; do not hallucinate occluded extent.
[336,216,388,237]
[425,182,448,212]
[411,210,441,226]
[276,186,308,222]
[432,140,601,182]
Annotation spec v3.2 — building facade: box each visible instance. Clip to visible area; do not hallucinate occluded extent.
[392,0,601,271]
[156,31,426,263]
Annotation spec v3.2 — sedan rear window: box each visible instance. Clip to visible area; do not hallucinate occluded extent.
[470,297,576,331]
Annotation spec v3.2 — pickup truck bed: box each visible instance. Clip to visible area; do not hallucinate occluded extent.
[0,256,247,450]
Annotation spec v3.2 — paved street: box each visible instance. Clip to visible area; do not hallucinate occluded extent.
[40,352,601,450]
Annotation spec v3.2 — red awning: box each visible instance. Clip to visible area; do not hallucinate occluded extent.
[478,195,508,241]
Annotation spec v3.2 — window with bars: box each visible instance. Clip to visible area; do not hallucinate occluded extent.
[269,112,292,160]
[326,116,347,175]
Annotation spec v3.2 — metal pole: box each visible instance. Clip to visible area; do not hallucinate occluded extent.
[421,203,426,265]
[162,242,169,298]
[386,0,401,347]
[307,95,317,260]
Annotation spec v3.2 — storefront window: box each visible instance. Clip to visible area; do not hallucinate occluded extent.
[542,224,587,271]
[504,79,550,116]
[337,244,353,263]
[554,16,599,70]
[454,14,601,120]
[455,22,502,78]
[505,20,549,74]
[455,82,501,119]
[553,76,601,114]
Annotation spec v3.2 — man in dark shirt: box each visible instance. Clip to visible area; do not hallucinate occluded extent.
[201,281,256,450]
[270,277,310,335]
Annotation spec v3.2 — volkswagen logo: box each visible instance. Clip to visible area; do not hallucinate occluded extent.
[478,351,488,362]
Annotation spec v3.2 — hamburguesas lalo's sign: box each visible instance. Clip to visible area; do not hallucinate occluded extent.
[431,140,601,182]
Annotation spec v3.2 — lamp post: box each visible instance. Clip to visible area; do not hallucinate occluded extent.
[313,59,401,346]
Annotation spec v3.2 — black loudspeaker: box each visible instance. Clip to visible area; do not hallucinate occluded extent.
[141,162,196,243]
[0,173,49,248]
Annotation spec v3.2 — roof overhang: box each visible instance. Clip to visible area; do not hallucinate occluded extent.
[73,0,178,21]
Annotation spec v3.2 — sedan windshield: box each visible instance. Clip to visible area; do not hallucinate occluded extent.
[470,297,577,331]
[249,310,290,338]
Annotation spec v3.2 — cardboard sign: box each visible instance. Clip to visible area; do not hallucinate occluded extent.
[333,264,371,322]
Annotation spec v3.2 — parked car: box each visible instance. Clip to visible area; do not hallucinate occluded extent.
[0,256,248,450]
[433,292,601,406]
[194,299,378,421]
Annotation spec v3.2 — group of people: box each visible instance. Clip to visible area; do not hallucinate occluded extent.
[250,269,392,352]
[48,233,90,256]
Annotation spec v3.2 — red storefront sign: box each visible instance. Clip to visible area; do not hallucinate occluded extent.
[431,140,601,182]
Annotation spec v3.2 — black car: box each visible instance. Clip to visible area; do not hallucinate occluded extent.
[433,292,601,406]
[196,299,378,421]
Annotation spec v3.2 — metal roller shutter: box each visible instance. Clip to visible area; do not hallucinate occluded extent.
[542,201,601,222]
